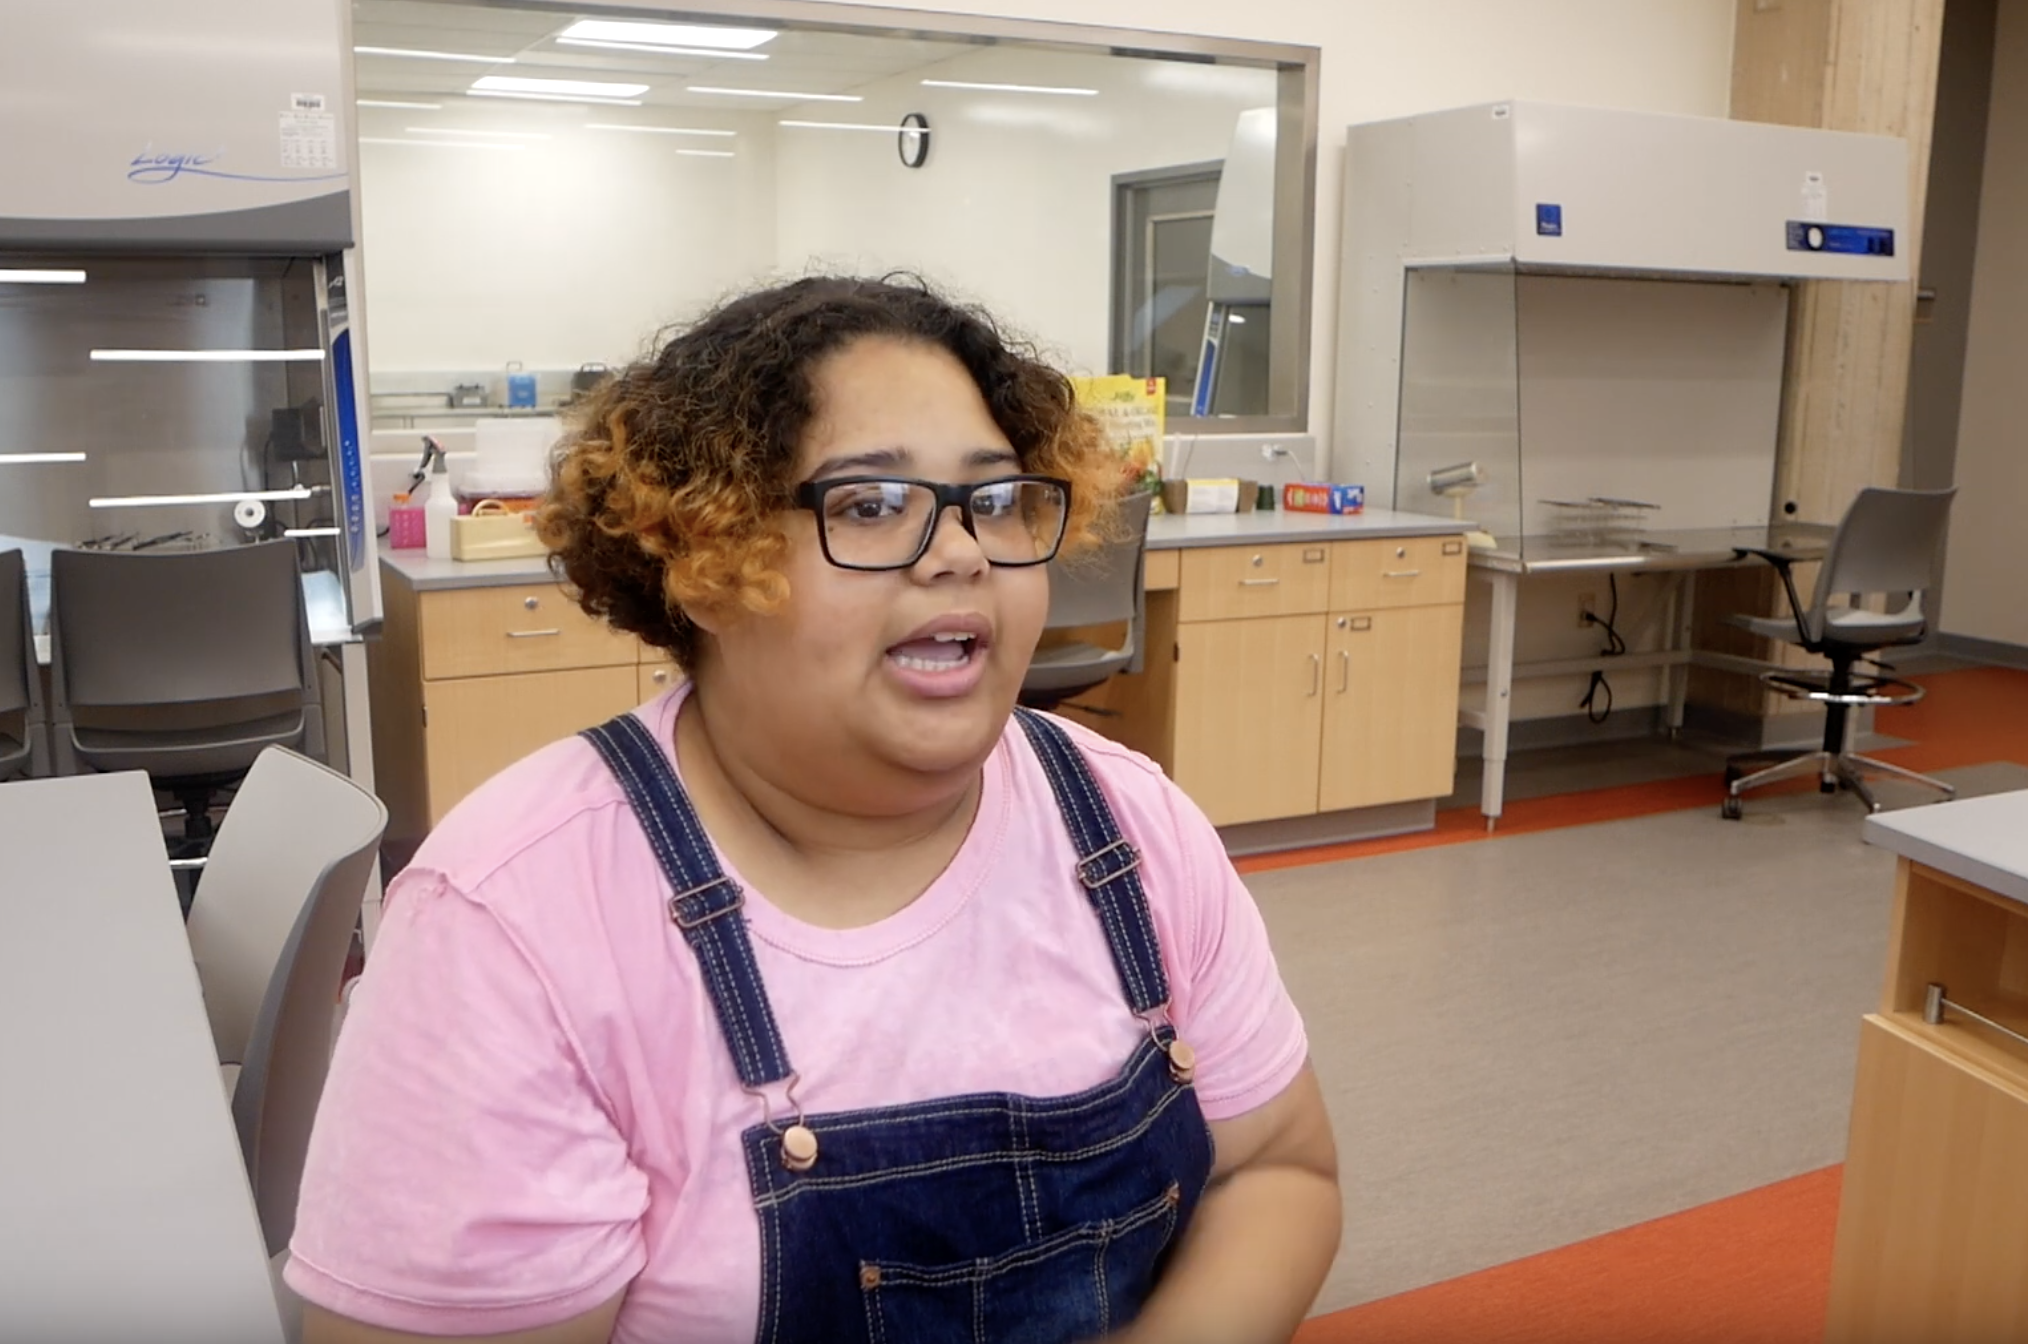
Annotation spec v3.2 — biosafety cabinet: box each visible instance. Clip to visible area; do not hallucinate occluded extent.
[1335,100,1910,553]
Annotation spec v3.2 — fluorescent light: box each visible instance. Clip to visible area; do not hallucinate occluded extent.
[779,119,911,133]
[90,348,325,363]
[557,38,767,60]
[472,75,648,98]
[360,137,527,150]
[283,526,342,538]
[921,79,1098,96]
[690,85,860,102]
[402,126,549,139]
[0,452,87,464]
[678,149,734,158]
[357,99,443,110]
[0,268,87,284]
[468,90,642,107]
[1228,313,1248,324]
[585,122,735,137]
[91,487,314,509]
[560,19,775,50]
[354,45,514,63]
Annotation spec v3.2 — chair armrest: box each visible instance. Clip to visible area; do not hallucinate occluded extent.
[1730,547,1813,647]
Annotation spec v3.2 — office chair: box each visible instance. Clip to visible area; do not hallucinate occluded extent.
[184,745,386,1256]
[48,541,324,855]
[1721,486,1957,820]
[1020,490,1155,712]
[1,549,47,781]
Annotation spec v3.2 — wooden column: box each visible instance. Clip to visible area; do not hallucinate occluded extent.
[1695,0,1946,730]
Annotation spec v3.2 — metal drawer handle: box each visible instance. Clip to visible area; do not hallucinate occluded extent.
[1308,652,1321,696]
[1239,577,1281,587]
[523,596,541,610]
[1338,648,1350,693]
[1926,983,2028,1050]
[507,628,561,639]
[1382,569,1422,579]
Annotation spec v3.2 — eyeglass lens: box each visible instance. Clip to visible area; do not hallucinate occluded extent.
[818,479,1066,568]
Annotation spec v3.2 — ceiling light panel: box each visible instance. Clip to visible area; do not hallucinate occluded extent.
[354,45,514,63]
[555,37,767,59]
[0,269,87,284]
[778,120,910,133]
[466,90,641,106]
[359,137,527,150]
[472,75,649,98]
[689,85,859,102]
[921,79,1098,96]
[560,19,775,50]
[357,98,443,110]
[585,123,736,137]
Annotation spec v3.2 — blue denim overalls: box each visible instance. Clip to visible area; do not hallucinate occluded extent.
[582,707,1215,1344]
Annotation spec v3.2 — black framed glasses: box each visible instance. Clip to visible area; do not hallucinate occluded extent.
[791,474,1072,572]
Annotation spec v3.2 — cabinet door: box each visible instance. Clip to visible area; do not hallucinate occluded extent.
[1318,605,1464,812]
[1825,1014,2028,1344]
[423,666,640,824]
[1172,615,1325,827]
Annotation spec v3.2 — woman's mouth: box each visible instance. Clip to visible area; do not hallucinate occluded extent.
[887,631,978,673]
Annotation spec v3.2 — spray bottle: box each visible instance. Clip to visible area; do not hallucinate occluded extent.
[424,441,457,560]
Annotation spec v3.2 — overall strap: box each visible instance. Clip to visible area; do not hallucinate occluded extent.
[1012,708,1171,1017]
[581,714,795,1089]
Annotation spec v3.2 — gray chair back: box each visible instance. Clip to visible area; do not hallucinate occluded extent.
[0,550,46,780]
[184,745,386,1256]
[1806,487,1956,645]
[48,541,322,776]
[1021,492,1155,704]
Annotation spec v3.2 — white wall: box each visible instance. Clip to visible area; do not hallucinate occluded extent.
[356,103,777,372]
[1944,0,2028,649]
[772,46,1276,376]
[782,0,1739,451]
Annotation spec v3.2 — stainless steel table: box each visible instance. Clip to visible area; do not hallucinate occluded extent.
[0,771,284,1344]
[1464,523,1834,828]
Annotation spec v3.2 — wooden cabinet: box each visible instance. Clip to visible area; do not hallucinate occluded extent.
[1319,605,1465,813]
[369,566,674,850]
[1158,535,1467,828]
[1173,615,1327,827]
[1825,854,2028,1343]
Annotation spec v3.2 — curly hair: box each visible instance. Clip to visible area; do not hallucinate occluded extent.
[535,274,1128,668]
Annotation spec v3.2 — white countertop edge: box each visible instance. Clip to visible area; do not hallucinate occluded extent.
[383,507,1471,591]
[1863,791,2028,909]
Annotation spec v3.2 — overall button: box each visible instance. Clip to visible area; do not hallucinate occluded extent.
[1167,1038,1197,1085]
[782,1124,820,1171]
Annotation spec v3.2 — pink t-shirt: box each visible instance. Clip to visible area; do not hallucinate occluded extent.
[286,686,1307,1341]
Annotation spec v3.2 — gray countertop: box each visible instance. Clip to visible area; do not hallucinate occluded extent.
[1864,790,2028,909]
[382,506,1471,591]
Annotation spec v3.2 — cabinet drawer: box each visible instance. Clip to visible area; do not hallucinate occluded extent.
[423,665,640,823]
[420,584,638,680]
[1178,543,1333,622]
[1329,535,1468,611]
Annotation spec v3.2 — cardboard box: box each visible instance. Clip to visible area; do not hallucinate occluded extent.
[1282,482,1365,515]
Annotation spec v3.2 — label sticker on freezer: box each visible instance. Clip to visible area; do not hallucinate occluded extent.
[1801,170,1828,223]
[1535,203,1563,237]
[1786,221,1894,257]
[280,110,338,170]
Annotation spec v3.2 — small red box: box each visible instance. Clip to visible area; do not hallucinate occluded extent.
[1282,482,1365,515]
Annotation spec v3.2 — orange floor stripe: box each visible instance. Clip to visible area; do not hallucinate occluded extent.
[1296,1166,1845,1344]
[1238,667,2028,878]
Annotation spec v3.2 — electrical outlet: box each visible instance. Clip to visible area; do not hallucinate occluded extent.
[1577,592,1598,628]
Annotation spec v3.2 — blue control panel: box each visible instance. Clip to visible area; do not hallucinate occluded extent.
[1785,221,1895,257]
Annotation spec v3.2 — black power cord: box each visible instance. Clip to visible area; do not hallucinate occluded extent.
[1579,573,1629,724]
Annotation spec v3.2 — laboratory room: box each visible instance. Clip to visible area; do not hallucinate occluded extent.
[8,0,2028,1339]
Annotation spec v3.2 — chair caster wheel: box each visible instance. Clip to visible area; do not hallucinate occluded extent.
[1721,796,1743,821]
[1820,779,1838,795]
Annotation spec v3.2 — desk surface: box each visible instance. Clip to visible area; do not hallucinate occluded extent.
[1864,789,2028,909]
[382,507,1470,591]
[0,772,284,1344]
[1470,522,1836,574]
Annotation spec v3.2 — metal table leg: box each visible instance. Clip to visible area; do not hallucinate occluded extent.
[1666,569,1696,739]
[1482,569,1518,831]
